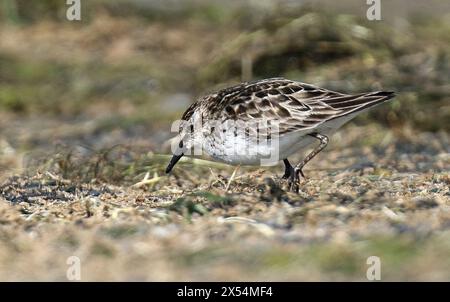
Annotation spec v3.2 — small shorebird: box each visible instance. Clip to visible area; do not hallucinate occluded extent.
[166,78,394,192]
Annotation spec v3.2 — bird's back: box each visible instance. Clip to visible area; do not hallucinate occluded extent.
[195,78,394,135]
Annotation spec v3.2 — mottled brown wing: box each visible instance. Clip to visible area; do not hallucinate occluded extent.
[205,78,340,134]
[205,78,394,135]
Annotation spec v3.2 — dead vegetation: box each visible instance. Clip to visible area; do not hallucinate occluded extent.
[0,1,449,280]
[0,124,448,280]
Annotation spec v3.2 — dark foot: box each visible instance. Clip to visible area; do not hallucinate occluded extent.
[287,168,307,193]
[285,169,305,179]
[282,159,305,193]
[287,170,300,193]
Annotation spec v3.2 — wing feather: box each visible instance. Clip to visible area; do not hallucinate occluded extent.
[200,78,394,135]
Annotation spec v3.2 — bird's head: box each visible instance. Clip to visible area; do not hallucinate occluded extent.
[165,118,200,174]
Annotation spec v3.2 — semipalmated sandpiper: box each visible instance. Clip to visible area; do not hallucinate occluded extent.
[166,78,395,192]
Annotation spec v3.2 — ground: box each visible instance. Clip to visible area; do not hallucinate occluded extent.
[0,1,449,281]
[1,122,448,281]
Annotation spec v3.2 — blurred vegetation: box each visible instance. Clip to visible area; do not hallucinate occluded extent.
[0,0,448,132]
[0,1,449,282]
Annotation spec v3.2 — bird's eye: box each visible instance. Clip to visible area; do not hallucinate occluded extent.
[179,140,184,148]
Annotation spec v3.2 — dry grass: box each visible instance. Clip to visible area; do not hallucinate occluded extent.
[0,124,449,281]
[0,1,449,281]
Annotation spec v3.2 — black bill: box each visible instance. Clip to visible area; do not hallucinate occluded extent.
[165,153,184,173]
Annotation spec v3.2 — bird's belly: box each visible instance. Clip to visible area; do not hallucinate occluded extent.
[202,131,285,166]
[202,130,318,166]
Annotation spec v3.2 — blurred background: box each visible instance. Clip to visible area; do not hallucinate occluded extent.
[0,0,449,281]
[0,1,448,161]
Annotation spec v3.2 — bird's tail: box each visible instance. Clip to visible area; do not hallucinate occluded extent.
[323,91,395,116]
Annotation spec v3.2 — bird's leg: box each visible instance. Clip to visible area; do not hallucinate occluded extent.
[289,133,329,192]
[294,133,329,179]
[288,169,300,193]
[282,158,303,180]
[281,159,294,179]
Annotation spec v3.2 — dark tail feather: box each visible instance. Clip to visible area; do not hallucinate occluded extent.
[324,91,395,112]
[369,91,395,98]
[351,91,395,112]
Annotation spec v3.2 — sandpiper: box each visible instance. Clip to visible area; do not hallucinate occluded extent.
[166,77,395,192]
